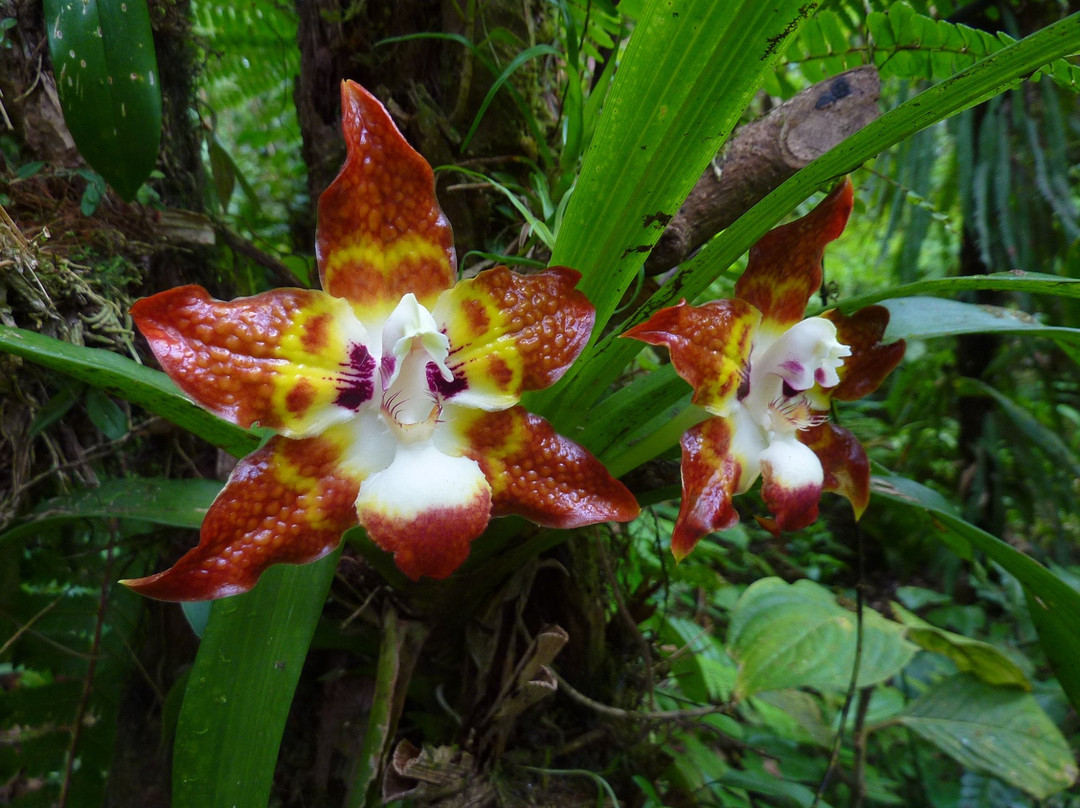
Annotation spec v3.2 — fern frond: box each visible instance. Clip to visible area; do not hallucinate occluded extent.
[868,3,1080,93]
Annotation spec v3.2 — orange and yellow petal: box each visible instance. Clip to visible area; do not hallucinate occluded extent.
[317,81,456,321]
[132,285,375,437]
[822,306,906,402]
[456,406,640,528]
[800,422,871,519]
[735,178,854,334]
[623,299,760,416]
[355,442,491,581]
[121,433,362,601]
[433,266,594,409]
[758,435,824,535]
[670,417,744,560]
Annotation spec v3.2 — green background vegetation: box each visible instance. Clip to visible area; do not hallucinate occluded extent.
[1,0,1079,805]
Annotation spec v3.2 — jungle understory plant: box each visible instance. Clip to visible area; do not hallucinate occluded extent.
[3,1,1080,807]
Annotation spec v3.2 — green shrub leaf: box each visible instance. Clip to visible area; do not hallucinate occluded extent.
[898,674,1077,798]
[727,578,917,699]
[892,603,1030,690]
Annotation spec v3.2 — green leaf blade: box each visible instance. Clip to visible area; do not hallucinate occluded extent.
[873,474,1080,711]
[891,603,1030,690]
[45,0,162,199]
[727,578,917,699]
[0,324,259,458]
[898,674,1077,799]
[528,0,819,431]
[172,553,340,808]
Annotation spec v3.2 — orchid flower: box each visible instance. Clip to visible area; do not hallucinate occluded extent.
[122,81,638,600]
[624,179,904,559]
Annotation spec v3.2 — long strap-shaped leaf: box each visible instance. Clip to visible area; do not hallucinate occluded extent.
[0,324,258,458]
[874,475,1080,711]
[526,0,818,432]
[533,12,1080,429]
[172,550,340,808]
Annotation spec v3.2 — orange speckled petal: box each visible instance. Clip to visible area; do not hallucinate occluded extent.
[735,177,854,332]
[356,442,491,580]
[317,81,456,320]
[800,422,871,519]
[457,406,639,528]
[758,436,824,535]
[670,417,743,560]
[623,299,760,416]
[121,434,361,601]
[822,306,906,402]
[132,285,375,437]
[433,266,594,410]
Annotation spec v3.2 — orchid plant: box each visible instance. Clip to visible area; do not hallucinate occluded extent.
[122,87,904,603]
[5,3,1080,804]
[121,81,638,600]
[626,179,905,558]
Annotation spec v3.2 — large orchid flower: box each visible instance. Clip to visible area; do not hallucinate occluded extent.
[122,81,638,600]
[625,179,904,559]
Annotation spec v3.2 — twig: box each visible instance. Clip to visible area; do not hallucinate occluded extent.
[595,534,656,708]
[215,224,307,288]
[57,526,115,808]
[553,668,731,722]
[811,523,867,808]
[0,596,61,657]
[851,687,873,808]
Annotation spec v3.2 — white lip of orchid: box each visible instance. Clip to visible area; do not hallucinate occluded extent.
[741,316,851,437]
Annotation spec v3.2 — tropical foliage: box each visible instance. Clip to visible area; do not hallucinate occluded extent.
[1,0,1079,806]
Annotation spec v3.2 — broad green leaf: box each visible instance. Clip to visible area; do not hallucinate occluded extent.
[891,603,1030,690]
[545,13,1080,428]
[527,0,817,432]
[882,297,1080,349]
[727,578,917,699]
[0,477,221,546]
[0,324,259,458]
[826,271,1080,313]
[664,732,731,796]
[172,551,339,808]
[44,0,162,200]
[873,474,1080,711]
[750,689,834,748]
[897,674,1077,799]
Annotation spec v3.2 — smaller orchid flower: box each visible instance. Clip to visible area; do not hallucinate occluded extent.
[122,81,638,601]
[624,179,904,559]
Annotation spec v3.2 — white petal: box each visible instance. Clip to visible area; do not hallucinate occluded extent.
[355,440,492,580]
[332,407,397,479]
[729,403,767,494]
[759,434,824,491]
[754,316,851,392]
